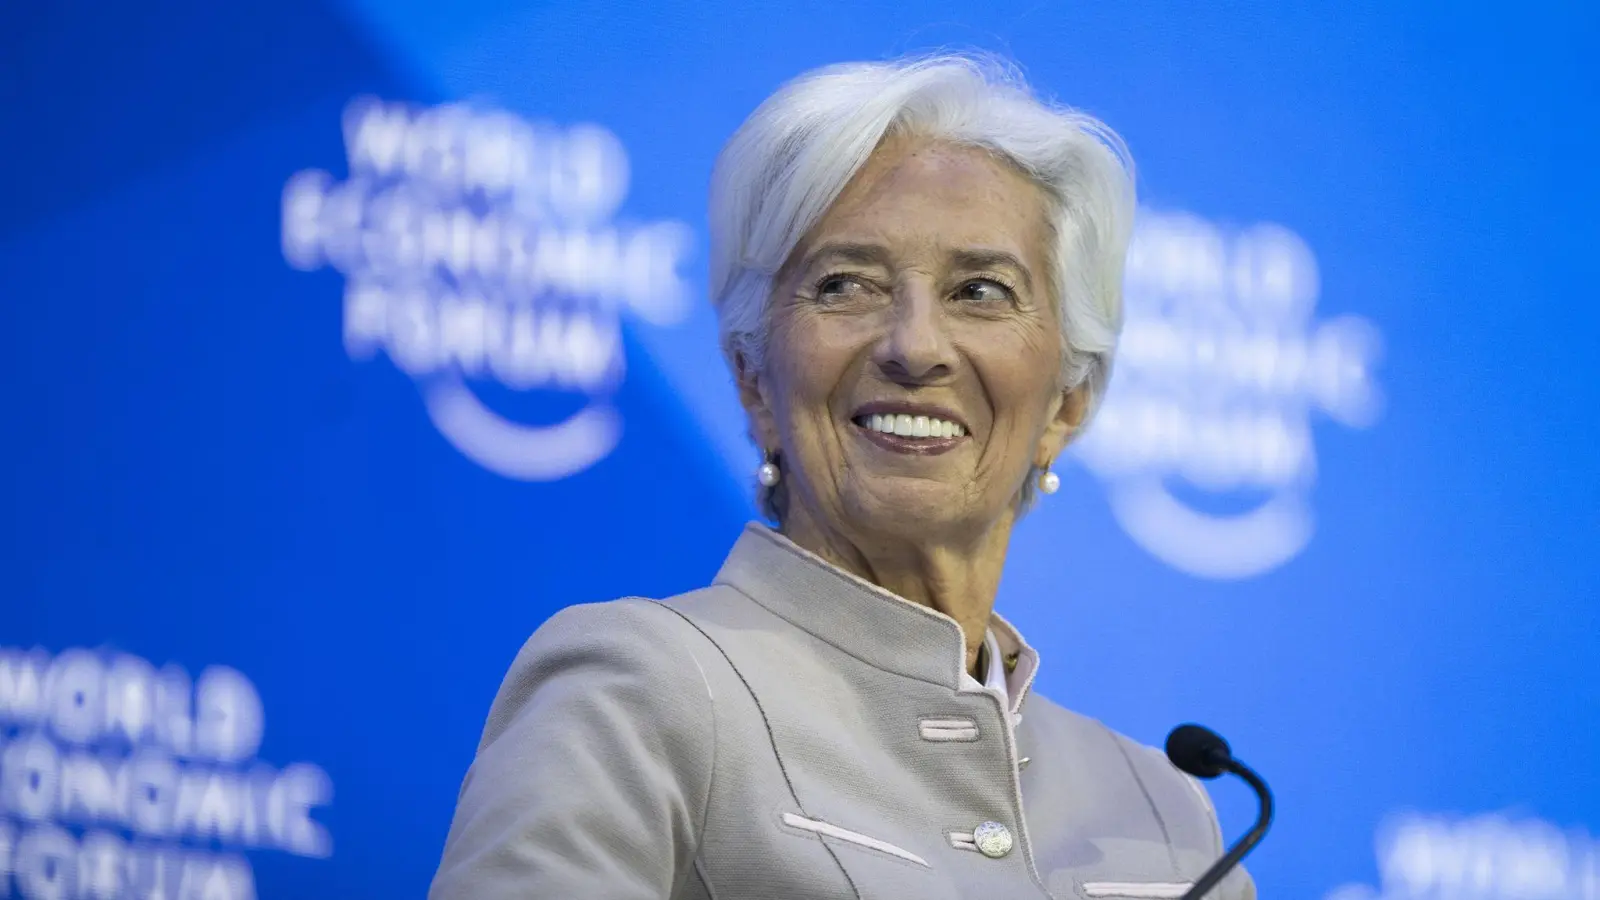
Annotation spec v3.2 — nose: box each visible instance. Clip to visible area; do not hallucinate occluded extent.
[873,281,956,384]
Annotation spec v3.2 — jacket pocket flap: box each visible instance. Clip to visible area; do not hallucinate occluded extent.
[780,812,930,868]
[1082,882,1194,899]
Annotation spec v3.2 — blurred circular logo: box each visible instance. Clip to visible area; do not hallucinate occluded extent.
[281,98,693,479]
[1073,210,1382,579]
[1324,811,1592,899]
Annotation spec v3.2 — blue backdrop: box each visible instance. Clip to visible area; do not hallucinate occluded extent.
[2,1,1596,897]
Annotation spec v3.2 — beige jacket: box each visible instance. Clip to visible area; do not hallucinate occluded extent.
[431,523,1256,899]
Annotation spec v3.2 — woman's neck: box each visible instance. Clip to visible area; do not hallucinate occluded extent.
[779,505,1016,677]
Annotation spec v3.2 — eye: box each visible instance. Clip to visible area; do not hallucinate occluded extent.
[954,278,1015,306]
[815,274,870,300]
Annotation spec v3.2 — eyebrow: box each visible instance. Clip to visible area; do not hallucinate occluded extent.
[805,242,894,268]
[949,248,1034,291]
[803,242,1035,291]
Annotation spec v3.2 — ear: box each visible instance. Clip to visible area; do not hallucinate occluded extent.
[735,351,782,453]
[1036,384,1090,466]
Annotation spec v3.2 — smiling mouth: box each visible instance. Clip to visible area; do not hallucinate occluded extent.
[851,412,968,455]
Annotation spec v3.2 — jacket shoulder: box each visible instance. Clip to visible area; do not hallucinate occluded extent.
[434,596,720,898]
[483,595,718,748]
[518,590,735,659]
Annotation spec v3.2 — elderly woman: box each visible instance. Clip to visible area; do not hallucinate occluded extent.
[431,54,1254,900]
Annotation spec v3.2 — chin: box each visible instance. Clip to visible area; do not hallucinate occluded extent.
[844,486,986,543]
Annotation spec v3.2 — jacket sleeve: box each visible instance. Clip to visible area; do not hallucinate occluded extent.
[1190,774,1257,900]
[1121,735,1258,900]
[429,599,716,900]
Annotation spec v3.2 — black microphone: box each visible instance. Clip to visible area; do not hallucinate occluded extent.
[1164,724,1274,900]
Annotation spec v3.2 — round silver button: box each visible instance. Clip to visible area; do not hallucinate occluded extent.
[973,821,1013,859]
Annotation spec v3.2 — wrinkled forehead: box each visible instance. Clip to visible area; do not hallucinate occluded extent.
[783,136,1054,277]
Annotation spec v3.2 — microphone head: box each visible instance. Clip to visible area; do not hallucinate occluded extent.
[1166,723,1232,779]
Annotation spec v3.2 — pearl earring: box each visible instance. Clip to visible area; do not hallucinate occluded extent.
[757,456,781,488]
[1038,465,1060,495]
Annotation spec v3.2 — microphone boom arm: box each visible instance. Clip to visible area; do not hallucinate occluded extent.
[1180,754,1274,900]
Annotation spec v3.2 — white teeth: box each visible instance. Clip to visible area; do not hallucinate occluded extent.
[856,412,967,439]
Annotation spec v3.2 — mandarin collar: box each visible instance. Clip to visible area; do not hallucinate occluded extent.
[713,522,1040,710]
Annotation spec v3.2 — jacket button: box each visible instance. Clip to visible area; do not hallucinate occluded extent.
[973,821,1013,859]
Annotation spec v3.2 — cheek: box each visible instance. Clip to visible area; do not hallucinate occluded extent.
[767,314,858,421]
[969,321,1063,416]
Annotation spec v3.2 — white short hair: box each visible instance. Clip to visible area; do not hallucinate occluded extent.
[708,53,1136,512]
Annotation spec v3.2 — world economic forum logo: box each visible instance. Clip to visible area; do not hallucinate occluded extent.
[281,98,693,479]
[0,647,331,899]
[1074,209,1382,579]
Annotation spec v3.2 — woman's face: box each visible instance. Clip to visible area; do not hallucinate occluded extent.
[744,137,1085,545]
